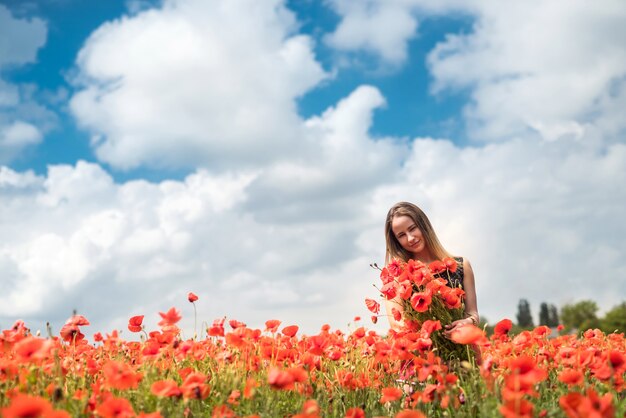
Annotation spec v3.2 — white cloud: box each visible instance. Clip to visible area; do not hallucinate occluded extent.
[427,0,626,142]
[324,1,418,65]
[0,121,43,163]
[2,88,625,334]
[326,0,626,144]
[70,0,328,170]
[0,5,52,164]
[394,137,626,323]
[0,82,405,335]
[245,85,406,223]
[323,0,469,65]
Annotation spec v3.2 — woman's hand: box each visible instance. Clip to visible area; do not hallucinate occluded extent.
[443,317,476,339]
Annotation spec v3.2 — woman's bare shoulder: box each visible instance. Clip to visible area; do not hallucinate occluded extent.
[461,257,472,268]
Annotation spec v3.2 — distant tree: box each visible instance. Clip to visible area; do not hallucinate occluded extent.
[516,299,534,328]
[548,304,560,327]
[560,300,599,331]
[539,302,550,326]
[599,301,626,334]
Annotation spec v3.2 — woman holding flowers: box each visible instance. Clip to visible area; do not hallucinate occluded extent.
[383,201,479,339]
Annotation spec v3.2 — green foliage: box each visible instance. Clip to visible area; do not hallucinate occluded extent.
[539,302,560,327]
[548,304,559,327]
[560,300,599,332]
[516,299,534,328]
[599,301,626,334]
[539,303,550,326]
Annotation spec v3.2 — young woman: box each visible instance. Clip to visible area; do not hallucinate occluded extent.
[383,202,479,338]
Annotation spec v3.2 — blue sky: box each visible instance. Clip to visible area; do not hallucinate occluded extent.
[4,0,471,181]
[1,0,625,336]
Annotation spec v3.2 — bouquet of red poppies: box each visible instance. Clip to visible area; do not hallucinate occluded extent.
[368,257,472,363]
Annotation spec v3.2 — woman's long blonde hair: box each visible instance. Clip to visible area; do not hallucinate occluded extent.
[385,202,453,263]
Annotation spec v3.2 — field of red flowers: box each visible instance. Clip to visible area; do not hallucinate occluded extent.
[1,292,625,417]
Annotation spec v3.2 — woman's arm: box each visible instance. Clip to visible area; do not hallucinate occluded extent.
[461,258,479,324]
[384,297,405,332]
[382,251,406,332]
[444,258,479,335]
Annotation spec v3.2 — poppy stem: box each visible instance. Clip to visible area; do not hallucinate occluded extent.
[193,302,198,340]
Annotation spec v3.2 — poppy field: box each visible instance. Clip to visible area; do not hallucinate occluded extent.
[1,291,625,418]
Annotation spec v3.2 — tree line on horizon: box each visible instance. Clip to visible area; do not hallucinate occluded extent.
[479,299,626,335]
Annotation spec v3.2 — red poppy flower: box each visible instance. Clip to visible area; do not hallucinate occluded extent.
[103,360,142,390]
[226,389,241,405]
[584,389,614,417]
[365,298,380,314]
[14,336,50,363]
[494,319,513,337]
[387,259,403,277]
[558,369,584,386]
[533,325,551,337]
[396,280,413,300]
[181,372,210,399]
[412,267,433,287]
[449,325,487,345]
[392,308,402,322]
[228,319,246,329]
[128,315,144,333]
[281,325,299,337]
[158,307,182,327]
[559,392,584,417]
[608,350,625,371]
[380,267,393,284]
[59,324,84,343]
[428,260,446,274]
[265,319,281,333]
[212,405,235,418]
[504,356,548,394]
[380,387,403,403]
[151,380,182,397]
[301,399,319,414]
[267,367,295,390]
[441,291,462,309]
[96,396,135,418]
[243,378,259,399]
[559,390,614,418]
[500,398,534,418]
[1,394,53,418]
[345,407,366,418]
[416,337,432,350]
[65,314,90,326]
[443,257,458,273]
[380,282,397,300]
[208,318,225,337]
[410,291,432,313]
[187,292,198,303]
[420,320,442,337]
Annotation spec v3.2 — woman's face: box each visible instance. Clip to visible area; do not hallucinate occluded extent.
[391,215,428,258]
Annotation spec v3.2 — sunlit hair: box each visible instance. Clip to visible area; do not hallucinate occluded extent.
[385,202,453,263]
